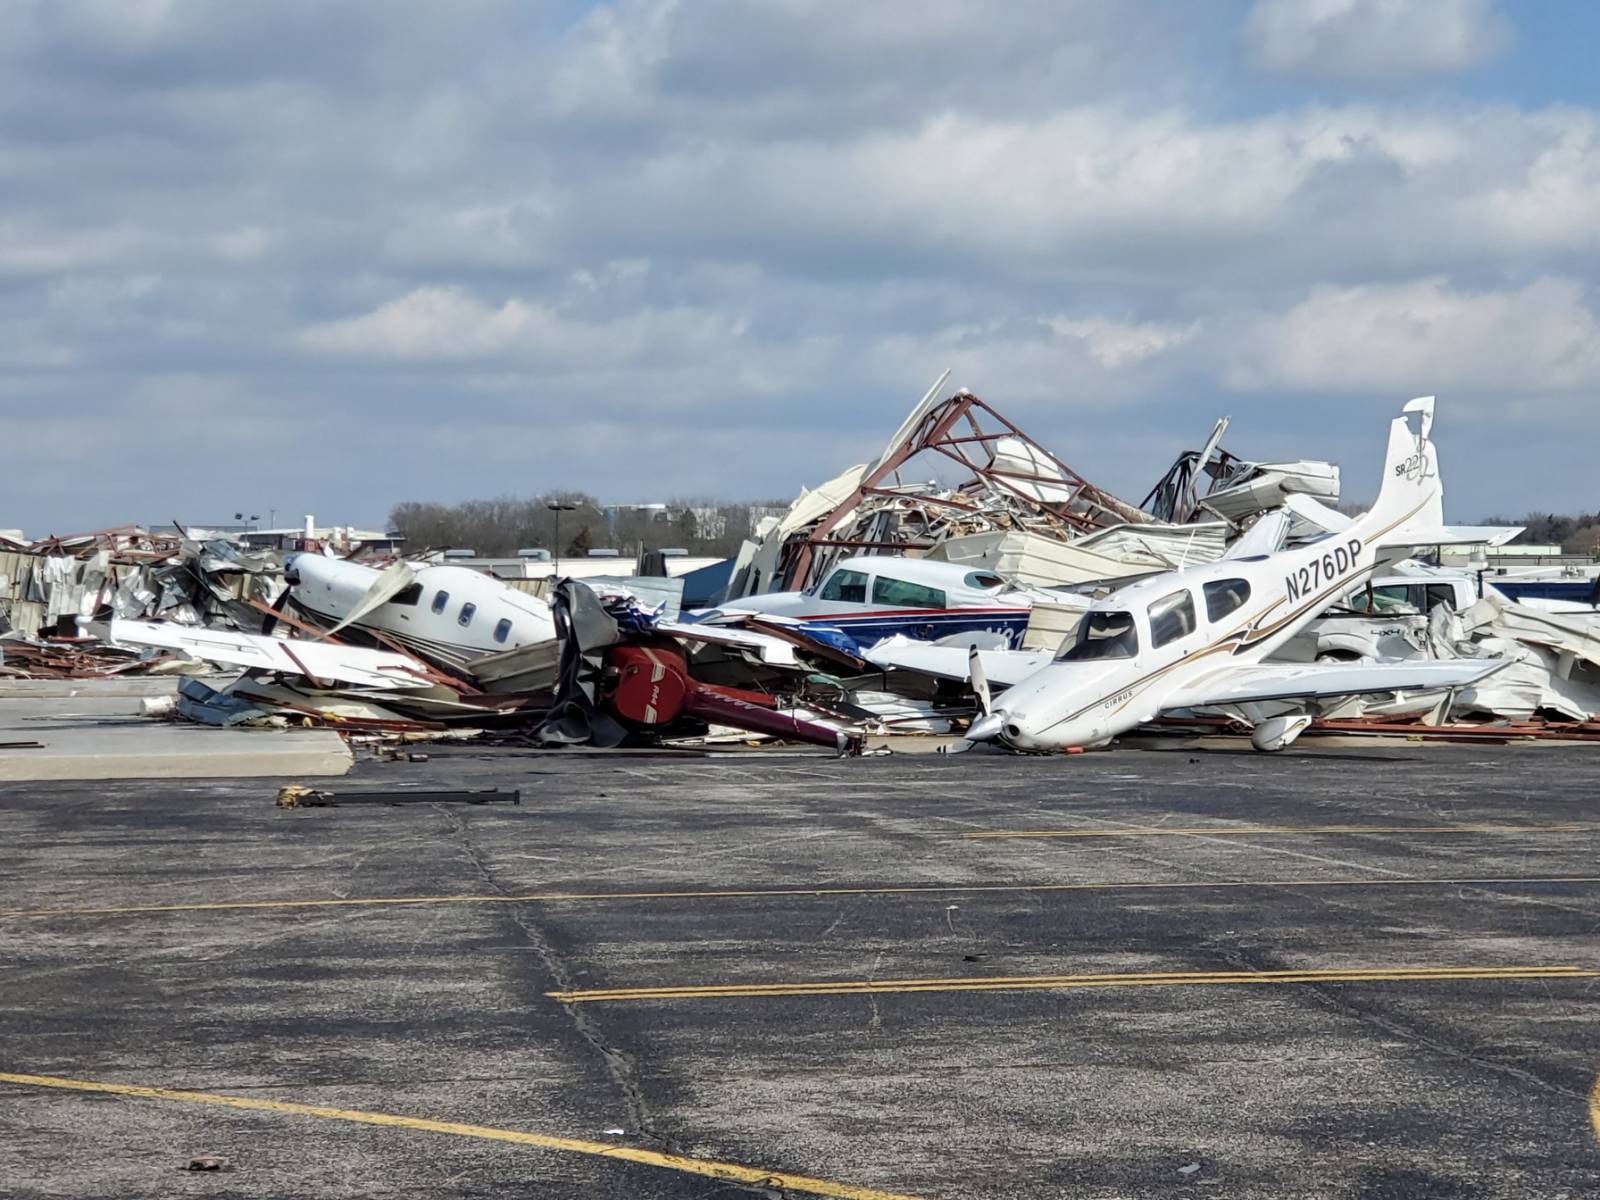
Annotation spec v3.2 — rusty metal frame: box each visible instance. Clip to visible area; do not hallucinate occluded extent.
[783,391,1145,589]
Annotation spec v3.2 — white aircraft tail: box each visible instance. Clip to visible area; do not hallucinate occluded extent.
[1359,397,1447,549]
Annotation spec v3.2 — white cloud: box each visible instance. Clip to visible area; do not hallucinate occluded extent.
[1044,316,1199,369]
[1244,0,1510,82]
[1226,276,1600,395]
[298,284,748,369]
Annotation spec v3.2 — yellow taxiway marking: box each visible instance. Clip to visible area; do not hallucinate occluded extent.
[5,876,1600,920]
[549,964,1598,1005]
[1590,1073,1600,1143]
[962,823,1589,840]
[0,1071,925,1200]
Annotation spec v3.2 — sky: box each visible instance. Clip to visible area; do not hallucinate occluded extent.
[4,0,1600,535]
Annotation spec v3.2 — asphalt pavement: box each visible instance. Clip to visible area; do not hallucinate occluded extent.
[2,739,1597,1198]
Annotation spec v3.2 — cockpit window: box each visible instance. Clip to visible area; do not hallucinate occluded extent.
[819,568,868,603]
[1148,589,1196,648]
[963,571,1005,591]
[871,576,945,608]
[1203,578,1251,622]
[1058,611,1139,661]
[390,583,422,607]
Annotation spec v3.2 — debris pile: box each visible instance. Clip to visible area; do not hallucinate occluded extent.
[0,526,284,643]
[726,377,1236,599]
[4,384,1598,760]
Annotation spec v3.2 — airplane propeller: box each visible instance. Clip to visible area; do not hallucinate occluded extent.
[964,645,1005,743]
[969,645,991,717]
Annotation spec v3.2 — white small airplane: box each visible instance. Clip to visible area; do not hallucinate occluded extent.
[284,554,556,668]
[963,397,1510,752]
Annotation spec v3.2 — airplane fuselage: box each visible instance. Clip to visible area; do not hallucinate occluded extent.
[986,533,1389,752]
[287,556,556,668]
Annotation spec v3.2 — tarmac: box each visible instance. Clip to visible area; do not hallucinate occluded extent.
[1,738,1598,1198]
[0,678,352,781]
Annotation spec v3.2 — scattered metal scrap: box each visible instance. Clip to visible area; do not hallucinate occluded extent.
[276,784,520,807]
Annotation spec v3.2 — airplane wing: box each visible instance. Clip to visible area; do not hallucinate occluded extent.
[862,635,1054,688]
[1169,657,1510,710]
[110,619,435,690]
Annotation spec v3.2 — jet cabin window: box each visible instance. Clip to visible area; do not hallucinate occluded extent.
[1059,611,1139,661]
[1147,588,1197,649]
[493,618,513,644]
[872,576,946,608]
[1203,578,1251,622]
[458,602,477,627]
[431,590,449,614]
[819,569,868,603]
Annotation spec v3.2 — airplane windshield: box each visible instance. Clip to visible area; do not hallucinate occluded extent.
[1058,611,1138,661]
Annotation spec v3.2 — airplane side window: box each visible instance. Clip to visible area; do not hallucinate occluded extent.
[1147,589,1196,649]
[458,601,477,627]
[963,571,1005,591]
[390,583,422,607]
[493,617,513,643]
[1203,578,1251,622]
[819,569,868,603]
[1058,611,1138,661]
[431,590,449,614]
[871,576,946,608]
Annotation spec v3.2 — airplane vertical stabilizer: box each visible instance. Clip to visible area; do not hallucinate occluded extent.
[1362,396,1447,548]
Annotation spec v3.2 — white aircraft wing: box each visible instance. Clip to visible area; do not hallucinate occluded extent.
[863,635,1054,688]
[110,619,435,690]
[1170,657,1509,710]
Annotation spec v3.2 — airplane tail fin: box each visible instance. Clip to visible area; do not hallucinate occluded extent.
[1359,396,1447,548]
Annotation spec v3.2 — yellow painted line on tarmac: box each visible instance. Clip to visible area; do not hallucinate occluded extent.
[962,823,1589,840]
[549,964,1598,1005]
[5,876,1600,920]
[0,1071,925,1200]
[1590,1073,1600,1143]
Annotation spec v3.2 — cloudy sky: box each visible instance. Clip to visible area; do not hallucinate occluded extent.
[4,0,1599,535]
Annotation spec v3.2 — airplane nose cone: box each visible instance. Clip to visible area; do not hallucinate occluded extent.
[967,712,1005,742]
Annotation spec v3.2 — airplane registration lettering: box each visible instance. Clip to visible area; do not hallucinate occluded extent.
[1284,538,1362,603]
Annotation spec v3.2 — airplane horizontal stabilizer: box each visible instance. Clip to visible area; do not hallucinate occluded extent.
[1373,524,1525,549]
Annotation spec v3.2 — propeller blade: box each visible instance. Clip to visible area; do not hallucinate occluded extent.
[968,645,992,717]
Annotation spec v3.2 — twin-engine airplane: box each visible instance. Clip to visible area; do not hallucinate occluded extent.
[965,397,1509,752]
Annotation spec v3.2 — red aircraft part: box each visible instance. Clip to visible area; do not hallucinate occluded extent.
[604,643,849,750]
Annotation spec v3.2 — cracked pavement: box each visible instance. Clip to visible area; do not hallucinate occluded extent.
[1,739,1598,1198]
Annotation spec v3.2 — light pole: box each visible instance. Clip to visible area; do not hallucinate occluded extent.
[547,502,577,580]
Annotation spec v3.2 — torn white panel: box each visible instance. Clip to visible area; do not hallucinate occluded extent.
[655,620,799,666]
[110,619,433,690]
[1221,510,1292,560]
[1202,460,1340,522]
[863,635,1053,688]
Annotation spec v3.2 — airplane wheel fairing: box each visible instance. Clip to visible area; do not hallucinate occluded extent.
[1250,713,1314,752]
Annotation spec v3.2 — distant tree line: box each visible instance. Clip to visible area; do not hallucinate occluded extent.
[387,493,791,559]
[1480,511,1600,556]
